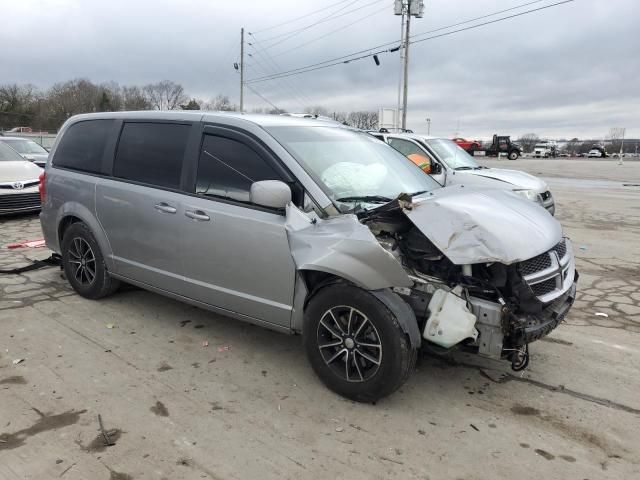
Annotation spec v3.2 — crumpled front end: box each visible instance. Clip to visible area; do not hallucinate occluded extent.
[356,190,578,370]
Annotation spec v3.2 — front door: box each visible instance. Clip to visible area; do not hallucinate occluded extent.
[179,128,296,328]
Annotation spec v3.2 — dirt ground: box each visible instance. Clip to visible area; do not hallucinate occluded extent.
[1,158,639,480]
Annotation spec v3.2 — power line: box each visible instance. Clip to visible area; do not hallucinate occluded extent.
[253,0,386,52]
[246,0,575,84]
[257,0,365,44]
[247,41,314,106]
[270,4,390,59]
[245,84,282,111]
[248,0,558,82]
[248,34,316,105]
[251,0,351,34]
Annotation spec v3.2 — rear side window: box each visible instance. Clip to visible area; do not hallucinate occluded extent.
[114,122,190,189]
[53,120,111,173]
[195,135,282,204]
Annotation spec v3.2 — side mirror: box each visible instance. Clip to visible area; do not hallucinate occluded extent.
[431,162,442,175]
[250,180,291,209]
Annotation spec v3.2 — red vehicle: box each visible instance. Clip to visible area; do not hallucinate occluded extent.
[452,137,482,153]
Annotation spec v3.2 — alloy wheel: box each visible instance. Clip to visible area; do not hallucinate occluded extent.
[317,306,383,382]
[67,237,96,285]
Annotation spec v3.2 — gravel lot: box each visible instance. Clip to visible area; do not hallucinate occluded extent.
[1,158,639,479]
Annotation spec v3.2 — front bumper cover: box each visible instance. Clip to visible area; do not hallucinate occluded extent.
[511,274,578,346]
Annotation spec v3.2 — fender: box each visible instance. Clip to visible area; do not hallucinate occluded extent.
[55,200,115,272]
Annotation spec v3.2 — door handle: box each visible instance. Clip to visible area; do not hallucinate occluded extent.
[154,202,177,214]
[185,210,210,221]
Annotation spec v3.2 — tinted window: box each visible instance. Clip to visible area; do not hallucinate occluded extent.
[53,120,111,173]
[196,135,282,204]
[114,122,190,189]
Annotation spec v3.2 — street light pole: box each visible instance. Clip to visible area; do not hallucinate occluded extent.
[426,117,431,135]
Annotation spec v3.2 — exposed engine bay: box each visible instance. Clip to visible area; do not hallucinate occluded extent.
[358,195,578,371]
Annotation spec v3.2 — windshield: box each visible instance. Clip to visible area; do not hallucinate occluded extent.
[0,142,29,162]
[423,138,479,170]
[3,139,47,154]
[267,126,440,210]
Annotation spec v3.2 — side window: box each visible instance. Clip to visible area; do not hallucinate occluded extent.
[113,122,190,189]
[53,120,112,173]
[388,138,427,158]
[195,135,283,205]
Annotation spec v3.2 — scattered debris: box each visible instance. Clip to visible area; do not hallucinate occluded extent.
[98,414,114,447]
[6,239,46,249]
[179,320,191,327]
[12,359,24,365]
[105,323,116,329]
[470,424,480,431]
[417,429,426,435]
[217,345,230,352]
[595,312,609,318]
[335,426,344,432]
[201,341,209,348]
[579,245,588,251]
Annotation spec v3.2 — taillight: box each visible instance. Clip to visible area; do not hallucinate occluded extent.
[39,172,46,203]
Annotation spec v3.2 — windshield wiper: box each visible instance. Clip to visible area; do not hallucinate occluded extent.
[407,190,429,197]
[454,166,474,171]
[336,195,393,204]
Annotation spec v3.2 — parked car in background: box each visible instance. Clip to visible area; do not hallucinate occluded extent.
[40,111,576,401]
[588,146,606,158]
[452,137,482,153]
[0,136,49,167]
[533,141,558,158]
[0,142,42,215]
[371,132,555,214]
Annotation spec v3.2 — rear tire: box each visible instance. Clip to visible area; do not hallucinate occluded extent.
[61,222,120,299]
[303,284,416,402]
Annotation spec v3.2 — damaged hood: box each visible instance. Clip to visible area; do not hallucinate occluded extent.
[405,186,562,265]
[466,168,548,193]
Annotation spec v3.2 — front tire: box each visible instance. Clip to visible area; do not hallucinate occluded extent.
[508,150,519,160]
[303,284,417,402]
[61,222,120,299]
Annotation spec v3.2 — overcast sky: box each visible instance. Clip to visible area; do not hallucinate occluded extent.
[2,0,639,139]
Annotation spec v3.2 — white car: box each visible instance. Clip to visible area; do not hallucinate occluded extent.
[587,149,604,158]
[0,142,43,215]
[0,136,49,168]
[372,132,556,215]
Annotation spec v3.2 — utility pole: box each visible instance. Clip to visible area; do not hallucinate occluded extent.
[401,9,411,130]
[426,117,431,135]
[396,5,405,132]
[240,27,245,113]
[394,1,424,131]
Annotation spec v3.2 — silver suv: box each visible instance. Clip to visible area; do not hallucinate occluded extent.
[40,112,577,401]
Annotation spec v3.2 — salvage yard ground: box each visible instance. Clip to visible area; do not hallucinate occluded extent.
[1,158,639,480]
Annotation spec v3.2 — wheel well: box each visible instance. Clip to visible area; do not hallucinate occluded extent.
[58,216,83,245]
[300,270,346,310]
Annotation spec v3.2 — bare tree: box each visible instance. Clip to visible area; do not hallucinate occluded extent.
[303,106,329,117]
[121,86,151,111]
[346,111,378,130]
[516,133,540,153]
[202,94,237,111]
[0,83,37,129]
[143,80,187,110]
[607,127,626,154]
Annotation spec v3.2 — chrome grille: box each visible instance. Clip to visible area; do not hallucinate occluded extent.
[519,239,575,303]
[0,192,41,213]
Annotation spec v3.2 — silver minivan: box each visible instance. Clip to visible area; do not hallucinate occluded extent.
[40,112,577,401]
